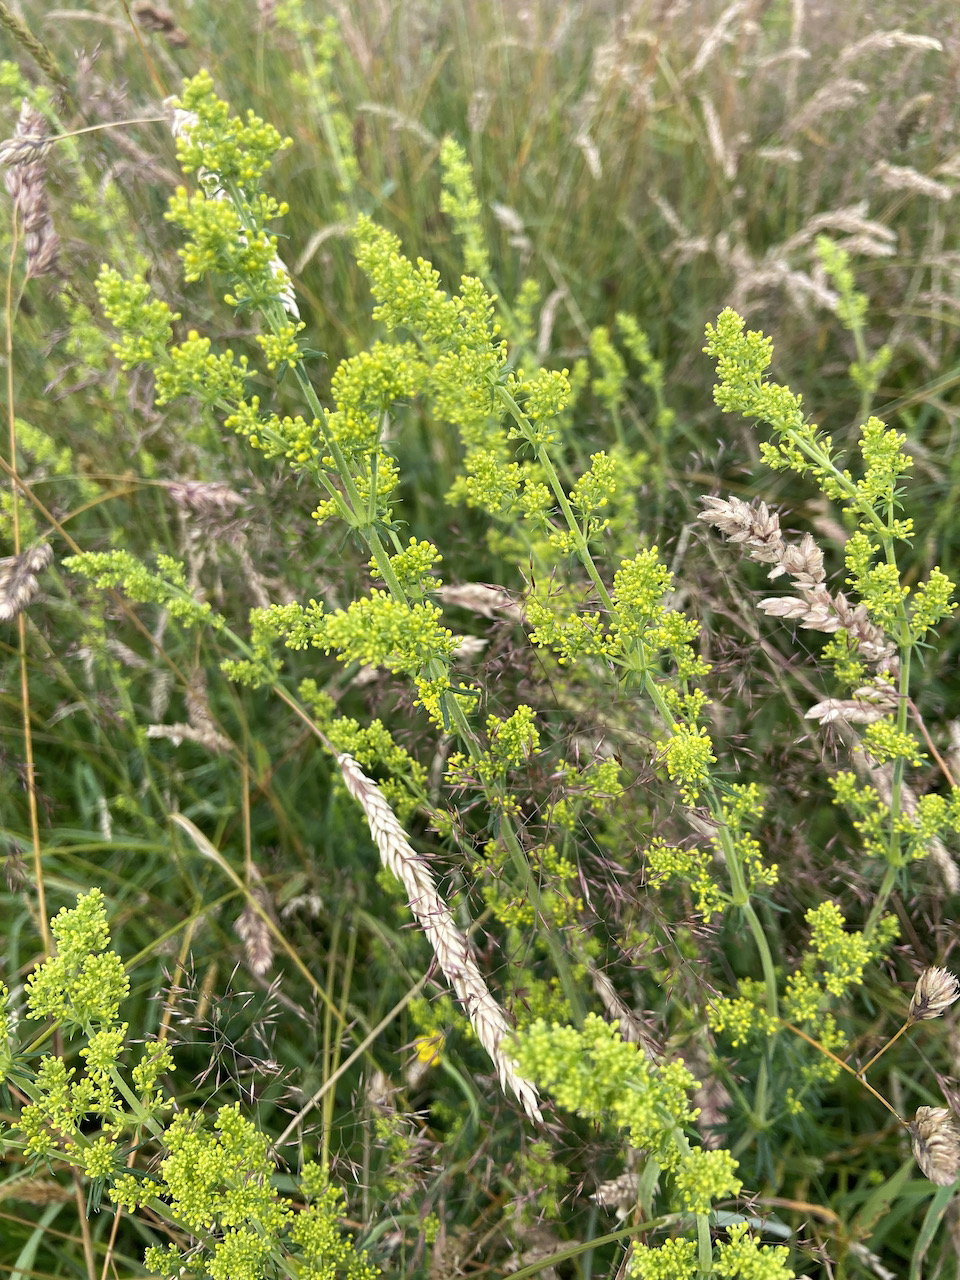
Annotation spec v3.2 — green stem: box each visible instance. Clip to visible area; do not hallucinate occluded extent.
[697,1211,714,1275]
[864,863,898,938]
[107,1063,165,1139]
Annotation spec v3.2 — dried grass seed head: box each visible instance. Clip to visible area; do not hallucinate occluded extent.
[872,161,952,202]
[593,1171,641,1219]
[0,134,50,167]
[337,752,542,1123]
[167,480,245,518]
[909,967,960,1021]
[909,1106,960,1186]
[698,495,785,564]
[0,542,53,621]
[4,102,58,279]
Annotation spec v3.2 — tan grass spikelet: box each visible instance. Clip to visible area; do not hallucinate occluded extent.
[132,1,188,47]
[593,1170,641,1219]
[784,79,868,137]
[0,542,53,621]
[805,678,898,727]
[835,31,942,70]
[2,102,58,279]
[588,961,659,1059]
[0,1175,72,1205]
[684,0,752,81]
[234,865,275,977]
[872,161,952,203]
[337,751,542,1122]
[699,495,897,671]
[909,1106,960,1186]
[909,968,960,1022]
[0,134,50,167]
[432,582,523,621]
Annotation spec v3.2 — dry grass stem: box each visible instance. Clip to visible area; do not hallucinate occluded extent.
[337,751,542,1122]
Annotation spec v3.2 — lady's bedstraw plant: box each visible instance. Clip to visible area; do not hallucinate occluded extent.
[511,1016,794,1280]
[71,72,795,1273]
[1,891,376,1280]
[83,72,555,1121]
[702,300,960,933]
[699,295,960,1177]
[63,71,958,1274]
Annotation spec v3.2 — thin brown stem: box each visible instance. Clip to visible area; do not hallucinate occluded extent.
[6,205,50,955]
[909,697,957,789]
[781,1020,906,1126]
[71,1170,97,1280]
[858,1019,912,1077]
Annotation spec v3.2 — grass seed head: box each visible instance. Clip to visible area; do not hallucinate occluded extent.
[909,967,960,1022]
[3,103,58,279]
[909,1106,960,1185]
[0,543,53,621]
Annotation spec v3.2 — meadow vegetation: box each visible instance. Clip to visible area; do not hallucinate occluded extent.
[1,1,960,1276]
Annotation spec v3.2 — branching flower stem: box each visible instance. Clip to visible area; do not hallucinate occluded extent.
[497,382,781,1027]
[231,300,588,1023]
[710,318,919,930]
